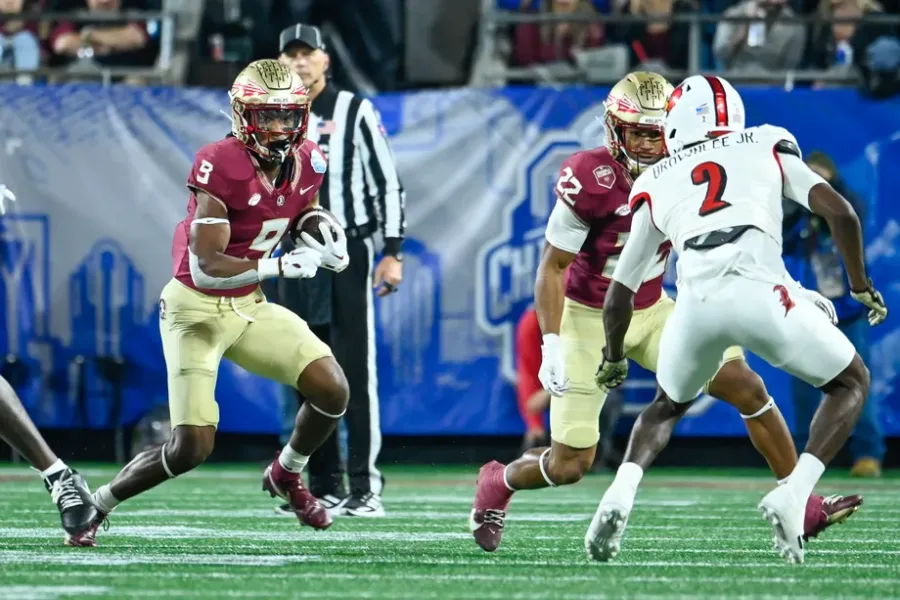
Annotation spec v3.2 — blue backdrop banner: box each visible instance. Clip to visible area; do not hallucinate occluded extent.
[0,84,898,437]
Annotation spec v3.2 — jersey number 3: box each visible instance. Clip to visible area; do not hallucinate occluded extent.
[691,161,730,217]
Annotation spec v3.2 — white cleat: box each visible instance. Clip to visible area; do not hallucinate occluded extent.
[585,503,630,562]
[758,486,805,565]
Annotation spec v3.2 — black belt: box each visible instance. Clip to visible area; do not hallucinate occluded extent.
[344,221,377,241]
[684,225,760,250]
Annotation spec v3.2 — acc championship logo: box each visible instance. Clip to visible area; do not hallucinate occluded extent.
[475,133,581,381]
[310,149,327,174]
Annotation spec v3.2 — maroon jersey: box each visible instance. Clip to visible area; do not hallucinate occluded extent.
[557,147,671,310]
[172,136,326,297]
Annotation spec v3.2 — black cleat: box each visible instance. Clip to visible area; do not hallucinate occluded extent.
[44,469,99,547]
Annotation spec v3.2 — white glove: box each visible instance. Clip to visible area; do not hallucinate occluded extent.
[0,184,15,215]
[798,288,838,325]
[258,247,322,281]
[595,350,628,390]
[300,222,349,273]
[851,279,888,326]
[538,334,569,397]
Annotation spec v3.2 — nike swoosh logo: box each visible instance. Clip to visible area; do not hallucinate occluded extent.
[300,185,315,194]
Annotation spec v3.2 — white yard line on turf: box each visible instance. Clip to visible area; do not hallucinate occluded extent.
[1,551,898,571]
[16,570,900,589]
[0,586,108,600]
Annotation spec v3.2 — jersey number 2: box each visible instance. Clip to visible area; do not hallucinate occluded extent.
[691,162,730,217]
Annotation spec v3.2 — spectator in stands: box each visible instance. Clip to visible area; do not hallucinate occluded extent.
[515,308,551,452]
[808,0,899,93]
[0,0,44,73]
[617,0,695,69]
[514,0,605,66]
[49,0,160,69]
[712,0,806,71]
[783,151,884,478]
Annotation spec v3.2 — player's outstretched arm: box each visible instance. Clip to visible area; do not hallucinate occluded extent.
[779,149,887,324]
[604,201,665,361]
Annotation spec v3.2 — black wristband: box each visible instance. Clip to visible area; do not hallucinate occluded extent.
[384,237,403,257]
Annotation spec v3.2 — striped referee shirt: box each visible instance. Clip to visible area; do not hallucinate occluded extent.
[307,84,406,256]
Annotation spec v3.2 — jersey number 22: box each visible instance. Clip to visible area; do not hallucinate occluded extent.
[691,161,730,217]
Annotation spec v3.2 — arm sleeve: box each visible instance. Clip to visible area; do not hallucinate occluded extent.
[545,200,590,254]
[779,152,827,210]
[611,201,666,293]
[357,99,406,248]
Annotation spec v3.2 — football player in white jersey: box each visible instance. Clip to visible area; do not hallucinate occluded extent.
[593,75,888,565]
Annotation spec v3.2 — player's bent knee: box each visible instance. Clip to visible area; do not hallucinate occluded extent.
[709,361,769,416]
[298,357,350,418]
[545,444,595,486]
[839,354,870,395]
[166,426,215,474]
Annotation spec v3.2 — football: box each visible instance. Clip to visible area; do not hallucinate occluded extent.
[293,206,342,246]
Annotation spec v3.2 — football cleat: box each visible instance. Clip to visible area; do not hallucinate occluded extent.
[585,504,630,562]
[263,453,332,530]
[468,461,514,552]
[344,492,385,517]
[803,493,863,541]
[759,485,805,564]
[276,493,348,517]
[44,469,99,547]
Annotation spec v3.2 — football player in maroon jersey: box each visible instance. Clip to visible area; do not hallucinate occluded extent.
[469,72,861,556]
[85,60,351,538]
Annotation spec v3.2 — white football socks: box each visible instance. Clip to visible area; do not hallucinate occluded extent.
[603,462,644,511]
[92,484,120,514]
[279,445,310,473]
[39,459,67,480]
[787,453,825,500]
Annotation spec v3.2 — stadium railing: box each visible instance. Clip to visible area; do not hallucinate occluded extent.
[472,0,900,87]
[0,9,183,85]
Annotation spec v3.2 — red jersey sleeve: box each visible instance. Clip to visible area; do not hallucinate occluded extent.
[515,309,545,431]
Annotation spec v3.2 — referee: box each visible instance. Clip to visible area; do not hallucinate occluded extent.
[274,24,405,517]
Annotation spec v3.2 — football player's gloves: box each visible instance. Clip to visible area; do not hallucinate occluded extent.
[0,184,16,215]
[259,246,322,280]
[850,279,888,326]
[595,351,628,390]
[299,222,349,273]
[538,334,569,397]
[796,287,838,325]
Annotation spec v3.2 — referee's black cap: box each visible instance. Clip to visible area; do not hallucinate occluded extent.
[279,24,326,53]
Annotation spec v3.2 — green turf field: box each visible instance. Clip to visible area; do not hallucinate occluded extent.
[0,464,898,599]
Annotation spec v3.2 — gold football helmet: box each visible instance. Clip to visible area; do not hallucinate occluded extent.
[229,59,310,162]
[603,71,673,175]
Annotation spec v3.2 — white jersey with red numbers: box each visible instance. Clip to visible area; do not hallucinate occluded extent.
[610,122,856,405]
[629,124,800,256]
